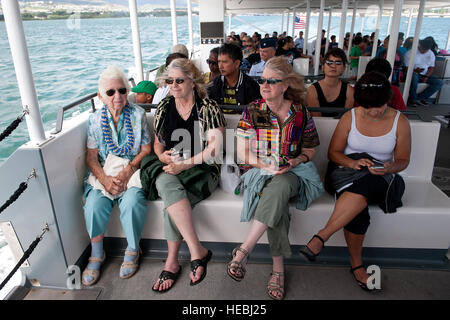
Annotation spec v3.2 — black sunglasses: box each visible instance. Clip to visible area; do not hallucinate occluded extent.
[206,59,218,66]
[105,88,127,97]
[257,78,283,85]
[325,60,344,66]
[165,78,185,85]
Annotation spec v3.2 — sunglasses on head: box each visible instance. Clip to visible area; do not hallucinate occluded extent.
[325,60,343,66]
[105,88,127,97]
[257,78,283,85]
[165,78,185,85]
[206,59,218,66]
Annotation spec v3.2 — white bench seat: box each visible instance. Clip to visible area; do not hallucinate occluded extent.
[104,113,450,263]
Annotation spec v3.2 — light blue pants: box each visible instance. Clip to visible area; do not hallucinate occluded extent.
[83,185,148,249]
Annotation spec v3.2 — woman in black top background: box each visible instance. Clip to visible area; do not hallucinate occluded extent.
[306,48,355,117]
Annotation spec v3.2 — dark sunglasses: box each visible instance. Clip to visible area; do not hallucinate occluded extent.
[105,88,127,96]
[206,59,218,66]
[325,60,343,66]
[257,78,283,85]
[165,78,185,85]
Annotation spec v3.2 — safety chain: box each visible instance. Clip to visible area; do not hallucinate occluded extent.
[0,169,36,215]
[0,107,29,143]
[0,223,49,292]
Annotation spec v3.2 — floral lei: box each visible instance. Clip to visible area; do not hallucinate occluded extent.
[101,103,134,156]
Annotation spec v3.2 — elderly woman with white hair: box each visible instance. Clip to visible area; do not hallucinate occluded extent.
[82,65,151,286]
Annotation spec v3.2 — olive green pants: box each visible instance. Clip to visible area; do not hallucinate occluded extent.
[253,172,300,258]
[155,172,218,241]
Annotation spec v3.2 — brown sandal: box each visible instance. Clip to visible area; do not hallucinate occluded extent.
[267,271,285,300]
[226,246,250,282]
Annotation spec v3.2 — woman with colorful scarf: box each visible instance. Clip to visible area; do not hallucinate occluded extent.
[227,56,321,300]
[82,66,151,286]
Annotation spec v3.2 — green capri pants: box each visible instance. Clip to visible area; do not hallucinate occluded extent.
[155,171,218,241]
[253,172,300,258]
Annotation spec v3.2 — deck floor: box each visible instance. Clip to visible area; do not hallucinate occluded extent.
[14,104,450,301]
[21,257,450,300]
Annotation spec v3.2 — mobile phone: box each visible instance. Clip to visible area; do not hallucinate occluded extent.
[370,165,384,169]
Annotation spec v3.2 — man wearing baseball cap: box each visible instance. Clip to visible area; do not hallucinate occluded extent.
[132,80,157,104]
[248,37,277,77]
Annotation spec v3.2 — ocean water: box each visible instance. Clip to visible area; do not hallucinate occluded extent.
[0,14,450,298]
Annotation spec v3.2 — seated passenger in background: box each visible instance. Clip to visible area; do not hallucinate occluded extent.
[208,43,261,113]
[306,48,354,117]
[204,47,220,84]
[248,37,277,77]
[364,58,406,111]
[300,71,411,292]
[404,38,443,107]
[82,66,152,286]
[155,44,189,81]
[153,53,188,105]
[132,80,157,104]
[242,36,257,59]
[276,36,302,65]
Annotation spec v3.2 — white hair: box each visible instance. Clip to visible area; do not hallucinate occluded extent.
[98,65,131,97]
[171,44,189,57]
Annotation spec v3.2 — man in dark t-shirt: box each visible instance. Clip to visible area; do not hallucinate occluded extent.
[208,43,261,114]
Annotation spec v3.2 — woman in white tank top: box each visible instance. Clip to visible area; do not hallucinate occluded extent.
[300,72,411,291]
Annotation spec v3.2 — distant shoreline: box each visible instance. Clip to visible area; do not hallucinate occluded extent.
[0,11,198,22]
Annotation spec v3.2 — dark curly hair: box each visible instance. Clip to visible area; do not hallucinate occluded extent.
[324,47,348,66]
[354,71,392,108]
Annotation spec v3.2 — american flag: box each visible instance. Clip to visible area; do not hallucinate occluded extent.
[294,14,306,29]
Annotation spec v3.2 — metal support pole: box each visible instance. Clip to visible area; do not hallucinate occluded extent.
[403,0,426,103]
[387,10,393,36]
[360,14,365,33]
[406,8,413,37]
[292,9,296,37]
[325,8,332,55]
[338,0,348,49]
[2,0,46,144]
[187,0,194,54]
[386,0,403,81]
[305,1,311,54]
[129,0,143,83]
[170,0,178,45]
[446,29,450,50]
[228,14,232,35]
[347,0,357,60]
[371,0,384,58]
[286,10,291,35]
[281,12,285,33]
[314,0,325,76]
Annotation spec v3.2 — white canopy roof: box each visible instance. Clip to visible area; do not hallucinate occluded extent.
[202,0,450,14]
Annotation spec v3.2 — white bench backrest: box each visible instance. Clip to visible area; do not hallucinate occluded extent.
[146,113,441,182]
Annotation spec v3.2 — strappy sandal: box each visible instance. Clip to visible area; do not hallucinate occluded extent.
[81,252,106,286]
[299,234,325,262]
[152,265,182,293]
[350,265,380,292]
[119,248,142,279]
[190,250,213,286]
[267,271,285,300]
[227,245,250,282]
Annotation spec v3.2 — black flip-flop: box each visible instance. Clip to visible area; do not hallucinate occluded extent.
[190,250,212,286]
[152,265,182,293]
